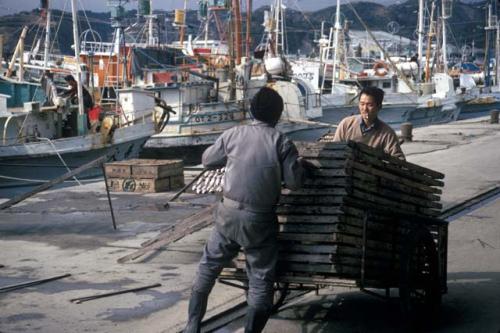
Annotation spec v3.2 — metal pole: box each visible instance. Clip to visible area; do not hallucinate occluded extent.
[0,35,4,65]
[0,274,71,293]
[121,27,127,85]
[18,27,26,81]
[7,27,28,78]
[148,0,154,46]
[69,283,161,304]
[102,165,117,230]
[44,2,51,69]
[232,0,242,64]
[70,0,85,134]
[441,2,448,73]
[179,0,188,46]
[496,21,499,89]
[204,5,209,47]
[163,168,208,209]
[417,0,424,82]
[246,0,252,58]
[332,0,341,89]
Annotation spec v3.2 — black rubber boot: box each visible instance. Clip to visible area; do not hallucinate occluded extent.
[244,306,271,333]
[183,291,209,333]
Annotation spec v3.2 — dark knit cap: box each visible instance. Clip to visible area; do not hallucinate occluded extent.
[64,74,76,82]
[250,87,284,125]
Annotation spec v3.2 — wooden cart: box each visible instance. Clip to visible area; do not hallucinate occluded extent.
[218,141,448,318]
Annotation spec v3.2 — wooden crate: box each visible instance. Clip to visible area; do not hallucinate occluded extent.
[131,159,183,179]
[105,159,185,193]
[106,175,184,193]
[104,160,138,178]
[105,159,183,178]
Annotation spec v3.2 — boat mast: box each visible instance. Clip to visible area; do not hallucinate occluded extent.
[70,0,85,132]
[485,3,497,88]
[42,0,51,69]
[417,0,424,82]
[496,7,500,90]
[232,0,242,64]
[6,26,28,79]
[441,0,452,73]
[148,0,154,46]
[331,0,341,88]
[425,2,436,82]
[245,0,252,58]
[204,2,209,47]
[274,0,284,55]
[179,0,188,46]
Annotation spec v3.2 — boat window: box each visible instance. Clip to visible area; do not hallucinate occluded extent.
[382,82,391,89]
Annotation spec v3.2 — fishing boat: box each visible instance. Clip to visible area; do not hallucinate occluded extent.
[454,4,500,120]
[290,0,463,129]
[0,0,156,188]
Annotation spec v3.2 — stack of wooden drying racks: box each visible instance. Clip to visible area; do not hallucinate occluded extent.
[220,140,447,293]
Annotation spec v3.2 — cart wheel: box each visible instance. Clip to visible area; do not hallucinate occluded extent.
[399,226,441,321]
[243,281,289,313]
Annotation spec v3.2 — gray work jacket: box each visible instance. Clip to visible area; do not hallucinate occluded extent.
[202,121,303,212]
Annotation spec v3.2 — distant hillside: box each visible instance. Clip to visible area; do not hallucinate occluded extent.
[0,0,489,60]
[0,9,113,58]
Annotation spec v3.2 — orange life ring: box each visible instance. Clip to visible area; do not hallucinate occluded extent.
[373,61,389,76]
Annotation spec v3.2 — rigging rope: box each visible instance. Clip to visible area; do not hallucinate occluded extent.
[35,136,83,186]
[50,1,68,54]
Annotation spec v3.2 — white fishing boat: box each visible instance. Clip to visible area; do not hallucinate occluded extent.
[0,0,156,188]
[290,0,463,129]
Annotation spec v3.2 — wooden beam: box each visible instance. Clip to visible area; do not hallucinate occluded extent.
[117,204,216,263]
[0,155,108,210]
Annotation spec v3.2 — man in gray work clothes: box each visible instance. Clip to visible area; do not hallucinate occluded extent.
[183,87,305,333]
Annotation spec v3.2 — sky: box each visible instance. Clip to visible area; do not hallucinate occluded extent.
[0,0,398,16]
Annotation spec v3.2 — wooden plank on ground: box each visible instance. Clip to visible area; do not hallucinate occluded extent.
[117,204,216,263]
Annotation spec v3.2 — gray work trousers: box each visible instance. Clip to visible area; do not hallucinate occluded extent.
[192,200,278,310]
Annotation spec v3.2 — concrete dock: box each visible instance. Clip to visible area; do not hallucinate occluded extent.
[1,116,500,333]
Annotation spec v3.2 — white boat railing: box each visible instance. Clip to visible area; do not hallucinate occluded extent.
[80,41,116,55]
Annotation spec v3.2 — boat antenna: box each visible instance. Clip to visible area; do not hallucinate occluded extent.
[107,0,130,87]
